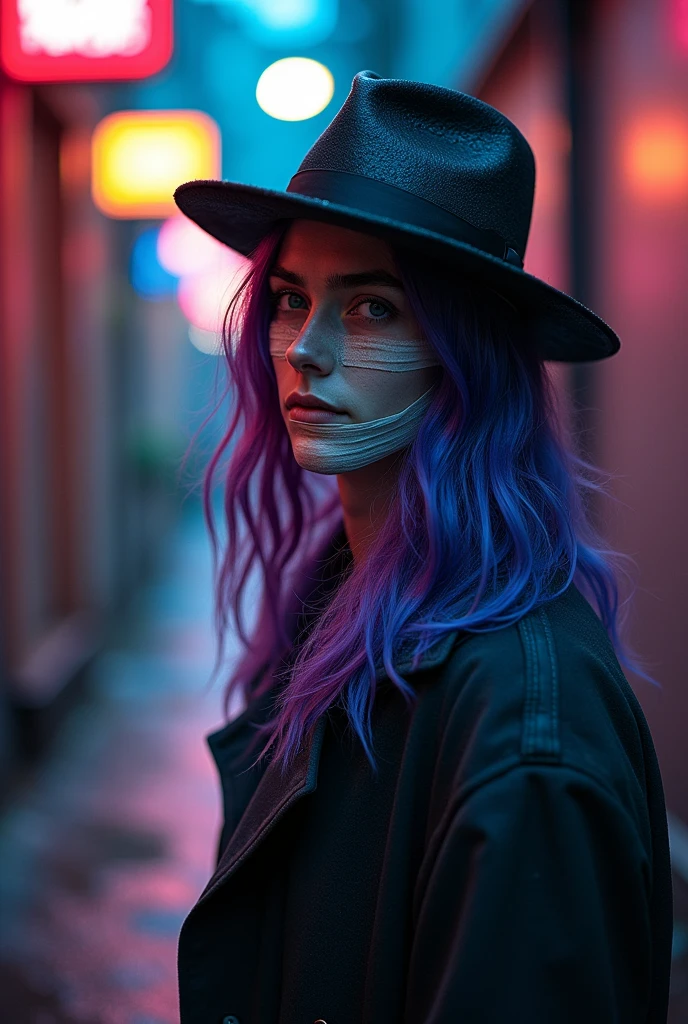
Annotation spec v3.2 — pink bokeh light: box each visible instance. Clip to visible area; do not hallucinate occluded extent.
[176,258,249,333]
[157,213,229,276]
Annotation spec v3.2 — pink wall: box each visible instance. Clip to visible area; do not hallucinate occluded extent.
[478,0,688,821]
[590,0,688,817]
[478,7,577,493]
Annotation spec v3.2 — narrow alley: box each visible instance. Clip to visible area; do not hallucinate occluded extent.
[0,501,241,1024]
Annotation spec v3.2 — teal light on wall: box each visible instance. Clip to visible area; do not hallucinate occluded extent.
[186,0,339,47]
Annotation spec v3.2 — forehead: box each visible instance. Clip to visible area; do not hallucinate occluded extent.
[275,218,395,268]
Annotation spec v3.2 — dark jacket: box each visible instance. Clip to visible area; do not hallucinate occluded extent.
[177,533,673,1024]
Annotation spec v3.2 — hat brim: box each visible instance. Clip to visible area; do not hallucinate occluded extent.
[173,178,619,363]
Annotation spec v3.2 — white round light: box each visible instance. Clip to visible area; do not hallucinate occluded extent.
[256,57,334,122]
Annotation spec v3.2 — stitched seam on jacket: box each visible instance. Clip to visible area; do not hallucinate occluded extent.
[539,606,560,757]
[519,615,538,756]
[518,607,561,761]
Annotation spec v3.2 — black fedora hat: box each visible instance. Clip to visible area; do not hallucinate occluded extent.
[174,69,619,363]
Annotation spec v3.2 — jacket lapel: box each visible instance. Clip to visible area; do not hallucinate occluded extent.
[195,626,461,908]
[196,708,328,907]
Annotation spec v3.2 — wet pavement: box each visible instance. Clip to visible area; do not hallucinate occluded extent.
[0,499,687,1023]
[0,501,240,1024]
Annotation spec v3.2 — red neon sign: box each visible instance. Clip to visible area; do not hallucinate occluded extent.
[0,0,173,82]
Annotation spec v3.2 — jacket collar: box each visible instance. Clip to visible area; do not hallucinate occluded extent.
[195,626,461,908]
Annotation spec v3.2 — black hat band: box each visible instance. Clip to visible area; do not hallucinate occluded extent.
[286,168,524,268]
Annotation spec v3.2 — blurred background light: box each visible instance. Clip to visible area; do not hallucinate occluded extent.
[256,57,334,120]
[157,213,230,276]
[177,253,250,332]
[671,0,688,53]
[187,324,225,355]
[17,0,151,55]
[247,0,334,32]
[186,0,338,48]
[91,109,221,218]
[623,112,688,203]
[0,0,173,82]
[130,226,179,299]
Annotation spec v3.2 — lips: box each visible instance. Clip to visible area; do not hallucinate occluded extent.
[287,405,347,424]
[285,392,343,413]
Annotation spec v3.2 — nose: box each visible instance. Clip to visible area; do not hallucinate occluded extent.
[285,316,337,375]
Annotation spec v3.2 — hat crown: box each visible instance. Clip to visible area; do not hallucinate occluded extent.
[173,69,619,362]
[295,70,536,259]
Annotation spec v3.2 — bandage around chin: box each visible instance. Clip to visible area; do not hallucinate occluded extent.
[288,384,438,474]
[268,321,441,371]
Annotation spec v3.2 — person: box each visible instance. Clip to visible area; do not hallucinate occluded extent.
[173,71,673,1023]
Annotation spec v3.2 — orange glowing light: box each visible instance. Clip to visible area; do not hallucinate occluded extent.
[91,110,220,218]
[623,113,688,203]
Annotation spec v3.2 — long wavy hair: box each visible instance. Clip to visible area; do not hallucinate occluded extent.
[195,218,659,780]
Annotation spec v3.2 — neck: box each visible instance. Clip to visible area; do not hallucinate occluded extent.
[336,451,403,565]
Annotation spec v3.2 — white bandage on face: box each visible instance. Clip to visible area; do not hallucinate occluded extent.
[268,321,441,372]
[269,320,443,474]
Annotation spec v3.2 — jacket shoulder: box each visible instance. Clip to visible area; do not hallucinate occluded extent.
[432,582,652,828]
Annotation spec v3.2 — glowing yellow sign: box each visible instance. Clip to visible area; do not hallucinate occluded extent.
[91,110,220,218]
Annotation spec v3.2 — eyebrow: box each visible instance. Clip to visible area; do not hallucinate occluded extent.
[269,264,405,291]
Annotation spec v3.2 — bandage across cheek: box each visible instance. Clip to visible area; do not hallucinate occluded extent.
[268,321,441,371]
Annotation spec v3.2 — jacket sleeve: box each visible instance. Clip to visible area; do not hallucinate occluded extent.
[404,763,653,1024]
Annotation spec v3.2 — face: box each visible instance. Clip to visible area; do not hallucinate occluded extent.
[268,219,441,437]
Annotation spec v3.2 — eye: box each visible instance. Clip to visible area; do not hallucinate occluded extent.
[352,298,397,323]
[271,290,307,312]
[270,289,399,325]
